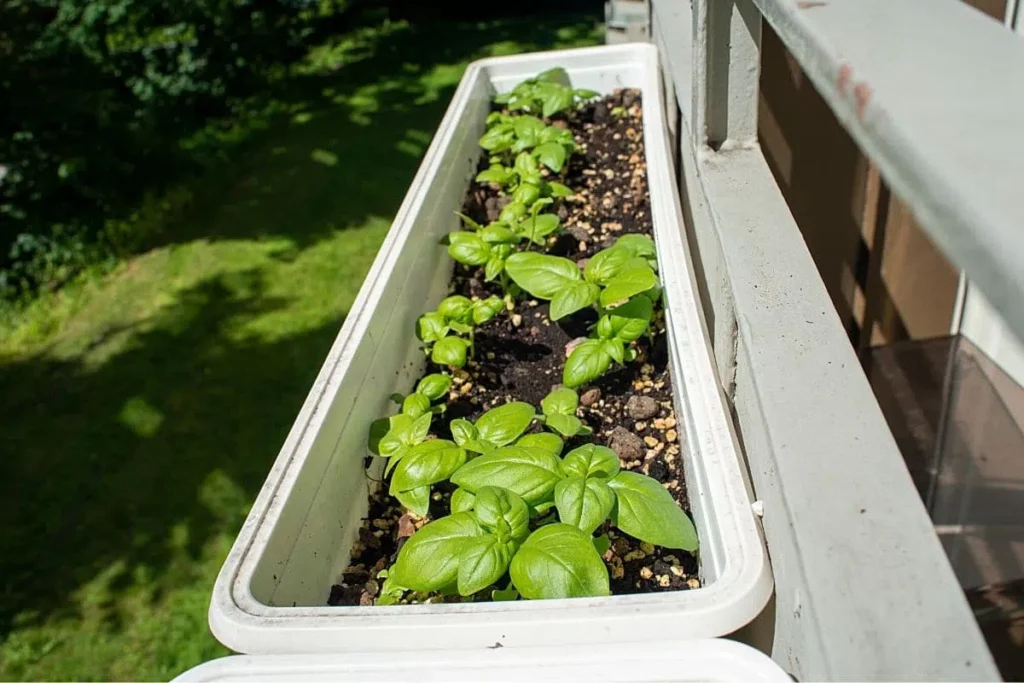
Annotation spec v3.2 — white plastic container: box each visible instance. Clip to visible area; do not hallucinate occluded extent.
[175,640,792,682]
[209,44,772,654]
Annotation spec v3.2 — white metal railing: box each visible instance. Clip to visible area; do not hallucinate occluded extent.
[650,0,1021,679]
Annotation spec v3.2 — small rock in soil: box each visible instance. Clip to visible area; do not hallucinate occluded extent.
[485,196,510,222]
[566,224,590,242]
[621,89,639,108]
[608,426,644,462]
[580,388,601,406]
[625,395,660,420]
[397,513,416,538]
[565,337,589,357]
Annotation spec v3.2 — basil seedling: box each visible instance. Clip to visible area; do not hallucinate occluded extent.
[417,295,504,368]
[539,387,593,438]
[504,235,660,387]
[479,113,576,172]
[448,400,537,455]
[494,68,600,118]
[475,152,574,207]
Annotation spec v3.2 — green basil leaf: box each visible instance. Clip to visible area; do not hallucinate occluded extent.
[510,524,610,599]
[513,115,545,141]
[450,487,476,513]
[505,252,580,300]
[450,446,562,505]
[514,432,564,456]
[450,418,477,448]
[492,584,520,601]
[540,86,574,118]
[378,414,412,457]
[545,413,584,437]
[603,338,625,364]
[555,476,615,533]
[367,417,390,455]
[391,513,483,591]
[514,151,539,176]
[604,296,653,342]
[600,266,659,308]
[574,88,600,100]
[473,486,530,542]
[499,201,527,224]
[402,393,431,418]
[534,142,567,172]
[563,339,612,388]
[480,224,518,244]
[457,535,515,596]
[476,166,514,185]
[550,281,599,320]
[584,246,633,286]
[390,439,467,492]
[513,182,541,206]
[541,387,579,416]
[608,471,699,550]
[548,181,574,198]
[394,485,431,516]
[479,126,515,152]
[472,296,504,325]
[431,336,469,368]
[448,232,491,267]
[561,444,620,480]
[416,373,451,401]
[416,311,449,343]
[475,401,536,447]
[518,214,561,245]
[538,67,571,86]
[455,211,483,231]
[484,256,505,282]
[614,234,656,259]
[408,412,432,444]
[438,295,475,324]
[463,438,498,455]
[593,533,611,556]
[383,444,409,477]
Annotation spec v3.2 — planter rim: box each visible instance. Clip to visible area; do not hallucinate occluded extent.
[173,639,791,682]
[209,43,773,653]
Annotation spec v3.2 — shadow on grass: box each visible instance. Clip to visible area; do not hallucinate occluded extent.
[0,6,601,662]
[150,8,603,251]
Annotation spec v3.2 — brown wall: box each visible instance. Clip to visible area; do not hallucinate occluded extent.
[758,24,964,348]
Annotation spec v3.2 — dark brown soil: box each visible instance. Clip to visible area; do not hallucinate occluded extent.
[328,90,700,606]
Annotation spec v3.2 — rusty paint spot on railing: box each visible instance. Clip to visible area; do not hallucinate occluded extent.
[837,63,852,96]
[797,1,827,8]
[854,82,872,120]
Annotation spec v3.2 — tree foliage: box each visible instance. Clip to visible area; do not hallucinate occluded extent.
[0,0,323,296]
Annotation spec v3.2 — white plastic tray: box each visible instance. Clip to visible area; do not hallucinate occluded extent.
[175,640,791,682]
[209,43,772,654]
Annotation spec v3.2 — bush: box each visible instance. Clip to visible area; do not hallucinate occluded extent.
[0,0,324,298]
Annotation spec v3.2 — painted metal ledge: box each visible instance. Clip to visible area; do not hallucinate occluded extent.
[675,116,1000,680]
[752,0,1024,347]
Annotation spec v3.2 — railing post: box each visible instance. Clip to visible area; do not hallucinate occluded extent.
[691,0,762,150]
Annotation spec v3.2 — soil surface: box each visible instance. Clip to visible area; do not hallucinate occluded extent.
[328,90,700,607]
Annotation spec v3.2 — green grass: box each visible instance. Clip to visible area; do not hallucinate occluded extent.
[0,12,601,681]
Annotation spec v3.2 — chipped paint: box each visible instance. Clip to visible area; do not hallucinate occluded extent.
[853,82,872,120]
[837,62,852,96]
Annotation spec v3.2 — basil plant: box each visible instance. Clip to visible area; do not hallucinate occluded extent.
[505,234,661,387]
[417,294,503,369]
[378,389,698,602]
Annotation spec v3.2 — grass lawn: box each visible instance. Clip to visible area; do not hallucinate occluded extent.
[0,11,600,680]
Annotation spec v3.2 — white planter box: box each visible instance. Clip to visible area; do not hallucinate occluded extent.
[209,44,772,655]
[175,640,791,682]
